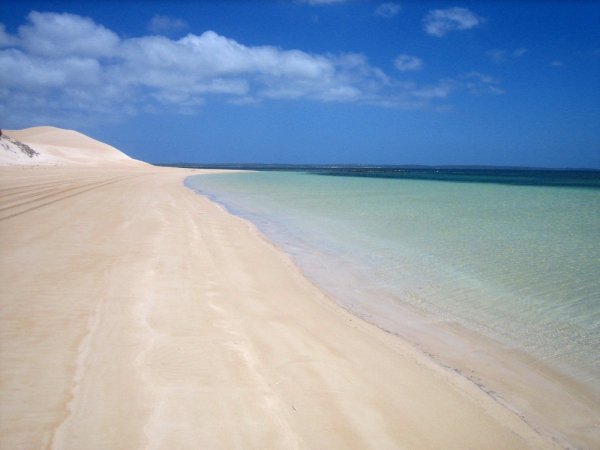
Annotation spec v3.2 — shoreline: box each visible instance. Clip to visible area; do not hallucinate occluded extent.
[0,164,582,448]
[185,172,600,449]
[285,232,600,448]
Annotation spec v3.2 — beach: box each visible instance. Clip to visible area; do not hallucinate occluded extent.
[0,129,576,448]
[187,169,600,450]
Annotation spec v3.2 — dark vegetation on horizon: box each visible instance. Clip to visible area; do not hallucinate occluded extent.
[156,163,600,189]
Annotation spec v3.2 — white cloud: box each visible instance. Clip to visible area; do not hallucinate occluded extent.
[0,24,19,47]
[411,83,453,99]
[513,47,527,57]
[375,3,401,19]
[18,11,119,57]
[488,48,528,63]
[0,11,502,127]
[423,7,482,37]
[148,15,188,34]
[394,54,423,72]
[461,72,504,95]
[0,49,102,90]
[551,61,564,67]
[464,71,498,84]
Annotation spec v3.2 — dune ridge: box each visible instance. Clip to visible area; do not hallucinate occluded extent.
[1,126,148,167]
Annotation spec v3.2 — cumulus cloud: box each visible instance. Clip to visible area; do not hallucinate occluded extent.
[423,7,482,37]
[375,3,401,19]
[148,15,188,34]
[18,11,119,57]
[0,24,19,47]
[0,11,501,126]
[394,54,423,72]
[0,49,102,90]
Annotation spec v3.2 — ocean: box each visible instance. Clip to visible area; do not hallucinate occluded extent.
[185,169,600,430]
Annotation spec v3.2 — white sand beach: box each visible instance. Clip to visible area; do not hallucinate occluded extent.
[0,128,562,448]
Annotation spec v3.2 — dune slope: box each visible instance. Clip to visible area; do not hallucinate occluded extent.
[1,126,148,167]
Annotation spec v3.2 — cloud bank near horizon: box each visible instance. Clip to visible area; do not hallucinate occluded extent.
[0,11,499,126]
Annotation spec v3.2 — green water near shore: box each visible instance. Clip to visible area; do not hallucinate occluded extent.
[186,170,600,389]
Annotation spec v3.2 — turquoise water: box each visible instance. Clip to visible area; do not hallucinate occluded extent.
[186,171,600,389]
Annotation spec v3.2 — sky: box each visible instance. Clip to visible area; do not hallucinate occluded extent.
[1,1,599,168]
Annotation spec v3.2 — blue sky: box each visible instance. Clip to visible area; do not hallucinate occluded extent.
[1,1,599,168]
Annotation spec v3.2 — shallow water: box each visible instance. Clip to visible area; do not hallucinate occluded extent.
[186,171,600,392]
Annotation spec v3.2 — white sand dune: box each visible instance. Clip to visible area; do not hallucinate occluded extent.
[1,126,148,167]
[0,127,567,449]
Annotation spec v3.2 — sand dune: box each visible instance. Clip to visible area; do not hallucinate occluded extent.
[1,126,149,167]
[0,128,560,449]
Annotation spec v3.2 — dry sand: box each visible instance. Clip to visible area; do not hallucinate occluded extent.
[0,129,558,449]
[1,126,149,167]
